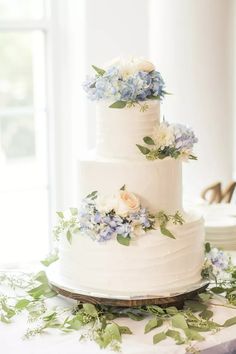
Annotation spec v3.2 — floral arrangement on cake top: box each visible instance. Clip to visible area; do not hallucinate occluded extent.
[137,121,198,161]
[83,57,167,111]
[54,186,184,246]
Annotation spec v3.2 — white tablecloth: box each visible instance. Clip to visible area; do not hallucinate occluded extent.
[1,294,236,354]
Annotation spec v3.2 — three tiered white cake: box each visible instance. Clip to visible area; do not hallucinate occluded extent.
[56,57,205,296]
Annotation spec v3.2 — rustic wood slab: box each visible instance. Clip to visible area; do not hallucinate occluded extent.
[51,282,209,308]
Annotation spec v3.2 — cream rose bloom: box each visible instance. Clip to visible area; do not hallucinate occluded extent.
[96,195,118,214]
[104,57,155,78]
[115,190,140,217]
[152,123,175,150]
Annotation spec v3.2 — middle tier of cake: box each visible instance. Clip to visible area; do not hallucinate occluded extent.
[78,153,182,214]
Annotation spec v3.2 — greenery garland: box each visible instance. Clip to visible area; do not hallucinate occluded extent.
[1,245,236,353]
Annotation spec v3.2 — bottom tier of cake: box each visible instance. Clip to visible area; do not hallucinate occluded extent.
[58,213,205,296]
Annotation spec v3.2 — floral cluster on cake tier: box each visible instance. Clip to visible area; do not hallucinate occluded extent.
[202,242,233,281]
[137,121,198,161]
[83,57,166,110]
[54,187,184,246]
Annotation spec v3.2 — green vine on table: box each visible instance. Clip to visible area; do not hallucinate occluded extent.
[1,244,236,352]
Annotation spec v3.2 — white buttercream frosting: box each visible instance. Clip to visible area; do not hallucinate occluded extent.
[96,100,160,159]
[58,213,205,296]
[78,153,182,214]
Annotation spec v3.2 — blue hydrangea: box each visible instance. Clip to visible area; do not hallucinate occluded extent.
[99,226,114,241]
[76,196,155,242]
[116,223,132,237]
[207,248,230,271]
[83,66,166,103]
[173,124,198,151]
[130,208,151,228]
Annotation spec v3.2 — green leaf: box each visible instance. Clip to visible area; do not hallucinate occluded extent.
[91,65,106,76]
[102,323,121,348]
[184,328,204,341]
[34,270,48,284]
[199,309,213,320]
[160,226,175,239]
[223,316,236,327]
[149,95,161,100]
[43,311,57,322]
[144,317,163,333]
[118,325,132,335]
[120,184,126,191]
[66,230,72,244]
[27,284,48,299]
[56,211,64,219]
[162,90,172,95]
[83,303,98,318]
[70,208,78,216]
[184,300,206,312]
[210,287,225,294]
[127,312,144,321]
[15,299,30,310]
[166,329,185,344]
[117,234,131,246]
[165,306,178,315]
[0,314,11,324]
[172,314,188,330]
[146,305,165,315]
[143,136,155,145]
[28,284,57,299]
[198,292,211,302]
[41,252,59,267]
[189,154,197,160]
[205,242,211,253]
[136,144,151,155]
[109,100,127,109]
[86,190,98,199]
[153,332,167,344]
[65,317,82,330]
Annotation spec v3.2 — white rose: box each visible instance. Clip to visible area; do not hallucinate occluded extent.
[96,195,118,213]
[115,190,140,217]
[152,123,175,149]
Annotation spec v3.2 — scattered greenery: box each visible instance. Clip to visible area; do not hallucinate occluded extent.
[1,246,236,352]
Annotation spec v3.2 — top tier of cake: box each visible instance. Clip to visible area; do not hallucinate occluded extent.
[96,100,160,159]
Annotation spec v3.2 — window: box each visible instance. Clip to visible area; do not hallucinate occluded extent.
[0,0,50,264]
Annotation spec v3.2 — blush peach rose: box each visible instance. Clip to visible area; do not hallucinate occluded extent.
[115,191,140,216]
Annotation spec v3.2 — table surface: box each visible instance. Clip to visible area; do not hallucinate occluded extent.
[1,258,236,354]
[1,293,236,354]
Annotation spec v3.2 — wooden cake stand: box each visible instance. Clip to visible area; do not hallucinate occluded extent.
[49,271,209,308]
